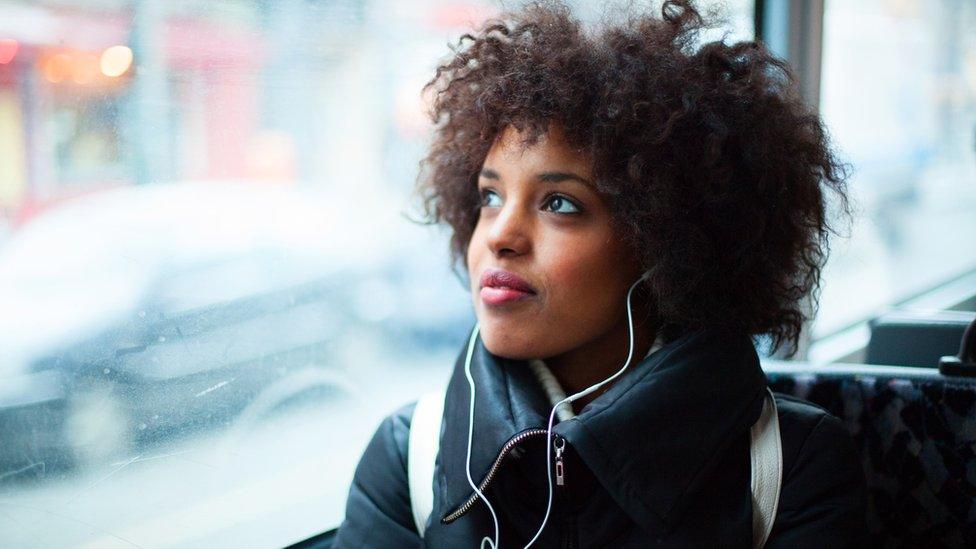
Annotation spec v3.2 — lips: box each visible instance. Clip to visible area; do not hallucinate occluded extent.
[479,268,537,306]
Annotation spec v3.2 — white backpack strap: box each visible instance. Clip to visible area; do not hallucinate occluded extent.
[408,389,446,538]
[750,387,783,548]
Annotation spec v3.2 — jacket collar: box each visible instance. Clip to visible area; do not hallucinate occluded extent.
[438,327,767,537]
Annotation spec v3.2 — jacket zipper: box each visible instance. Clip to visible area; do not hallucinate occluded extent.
[442,428,549,523]
[554,434,566,487]
[554,434,578,549]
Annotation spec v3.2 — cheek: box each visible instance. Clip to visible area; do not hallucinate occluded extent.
[545,239,617,313]
[466,221,486,285]
[541,235,626,317]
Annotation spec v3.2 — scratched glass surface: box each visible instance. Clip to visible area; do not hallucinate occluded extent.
[0,1,752,546]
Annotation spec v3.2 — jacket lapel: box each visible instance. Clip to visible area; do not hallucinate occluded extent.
[438,337,551,518]
[437,327,767,538]
[556,329,767,536]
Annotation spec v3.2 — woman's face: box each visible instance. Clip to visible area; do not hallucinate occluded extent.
[467,124,644,360]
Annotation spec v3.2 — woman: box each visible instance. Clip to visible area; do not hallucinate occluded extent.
[334,1,865,547]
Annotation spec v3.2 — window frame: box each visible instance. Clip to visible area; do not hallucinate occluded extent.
[754,0,976,362]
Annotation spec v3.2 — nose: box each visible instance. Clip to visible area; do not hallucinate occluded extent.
[486,200,531,257]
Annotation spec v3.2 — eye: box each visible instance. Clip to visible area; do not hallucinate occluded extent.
[543,194,581,214]
[479,189,503,208]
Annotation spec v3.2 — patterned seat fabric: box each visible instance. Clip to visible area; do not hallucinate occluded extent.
[766,370,976,548]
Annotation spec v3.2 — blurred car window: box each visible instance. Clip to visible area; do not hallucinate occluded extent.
[0,1,752,546]
[814,0,976,338]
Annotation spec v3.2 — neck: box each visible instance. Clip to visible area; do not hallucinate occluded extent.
[543,315,656,414]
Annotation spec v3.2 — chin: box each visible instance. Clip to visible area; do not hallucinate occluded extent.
[479,325,539,360]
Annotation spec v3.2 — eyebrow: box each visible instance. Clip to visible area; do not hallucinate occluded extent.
[479,168,593,187]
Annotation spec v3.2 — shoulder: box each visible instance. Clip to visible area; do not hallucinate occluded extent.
[332,401,420,548]
[773,393,846,463]
[771,393,858,479]
[765,392,867,546]
[365,400,417,478]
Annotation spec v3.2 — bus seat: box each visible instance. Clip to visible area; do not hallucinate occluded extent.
[764,362,976,547]
[866,310,974,368]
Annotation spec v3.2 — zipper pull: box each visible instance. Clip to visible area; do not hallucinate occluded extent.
[554,434,566,486]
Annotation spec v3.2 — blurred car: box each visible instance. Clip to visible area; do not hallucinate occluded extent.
[0,180,470,482]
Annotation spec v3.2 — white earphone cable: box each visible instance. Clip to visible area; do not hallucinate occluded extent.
[465,273,648,548]
[522,274,645,547]
[463,324,501,549]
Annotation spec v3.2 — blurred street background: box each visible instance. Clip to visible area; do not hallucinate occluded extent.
[0,0,973,546]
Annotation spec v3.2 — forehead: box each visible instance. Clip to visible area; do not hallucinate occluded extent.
[484,125,593,177]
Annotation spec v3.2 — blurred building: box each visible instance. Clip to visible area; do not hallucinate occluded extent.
[0,1,372,229]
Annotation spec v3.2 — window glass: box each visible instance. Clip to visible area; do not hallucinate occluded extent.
[0,1,752,545]
[815,0,976,338]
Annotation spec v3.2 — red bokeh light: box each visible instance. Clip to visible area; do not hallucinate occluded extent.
[0,38,19,64]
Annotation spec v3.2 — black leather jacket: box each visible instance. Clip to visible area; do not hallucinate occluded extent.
[334,329,866,547]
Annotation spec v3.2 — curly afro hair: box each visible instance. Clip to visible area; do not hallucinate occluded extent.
[416,0,849,355]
